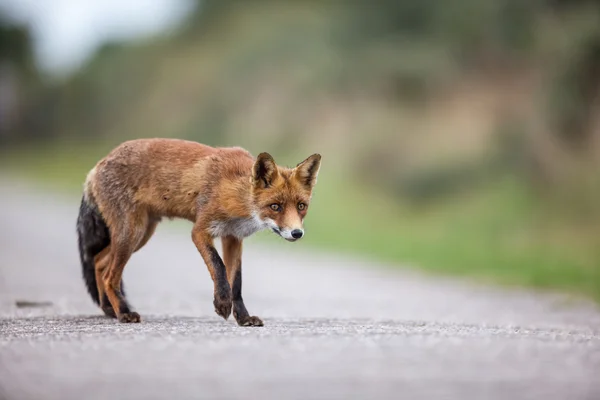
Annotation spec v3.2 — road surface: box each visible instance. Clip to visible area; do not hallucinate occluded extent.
[1,177,599,400]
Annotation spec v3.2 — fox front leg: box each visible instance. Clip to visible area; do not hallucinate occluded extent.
[191,227,232,320]
[222,235,263,327]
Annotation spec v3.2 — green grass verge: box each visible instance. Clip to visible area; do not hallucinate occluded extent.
[304,177,600,299]
[2,142,599,301]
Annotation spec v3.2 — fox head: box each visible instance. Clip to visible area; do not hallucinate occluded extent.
[251,152,321,242]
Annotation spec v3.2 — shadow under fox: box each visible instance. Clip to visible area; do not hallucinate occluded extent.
[77,138,321,325]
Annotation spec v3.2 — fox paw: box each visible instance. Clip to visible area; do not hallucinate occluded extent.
[236,315,264,327]
[213,297,232,320]
[118,312,141,323]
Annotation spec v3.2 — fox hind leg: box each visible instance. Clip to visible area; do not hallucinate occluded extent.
[104,244,139,322]
[103,215,150,323]
[94,246,117,318]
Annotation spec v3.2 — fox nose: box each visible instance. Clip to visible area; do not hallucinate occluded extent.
[291,229,304,239]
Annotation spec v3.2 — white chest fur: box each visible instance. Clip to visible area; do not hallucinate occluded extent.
[209,215,265,239]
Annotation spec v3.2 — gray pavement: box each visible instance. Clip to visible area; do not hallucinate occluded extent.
[1,177,599,400]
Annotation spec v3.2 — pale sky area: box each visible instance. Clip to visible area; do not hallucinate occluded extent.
[0,0,197,78]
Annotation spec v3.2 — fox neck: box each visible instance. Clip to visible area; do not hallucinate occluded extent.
[205,173,266,238]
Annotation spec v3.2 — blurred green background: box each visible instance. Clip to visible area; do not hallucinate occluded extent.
[1,0,599,300]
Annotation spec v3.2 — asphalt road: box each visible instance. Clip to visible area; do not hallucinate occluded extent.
[1,177,599,400]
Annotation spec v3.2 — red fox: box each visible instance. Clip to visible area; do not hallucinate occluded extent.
[77,138,321,325]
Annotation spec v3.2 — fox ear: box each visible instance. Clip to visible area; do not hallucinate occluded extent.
[294,153,321,190]
[253,152,278,188]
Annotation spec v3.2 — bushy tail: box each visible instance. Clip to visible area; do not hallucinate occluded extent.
[76,195,111,306]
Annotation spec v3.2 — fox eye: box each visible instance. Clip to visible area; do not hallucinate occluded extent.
[270,203,282,212]
[297,203,307,211]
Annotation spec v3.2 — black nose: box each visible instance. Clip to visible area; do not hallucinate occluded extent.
[291,229,304,239]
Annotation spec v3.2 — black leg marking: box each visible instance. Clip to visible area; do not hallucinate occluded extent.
[117,290,132,315]
[232,268,249,320]
[207,246,232,320]
[110,285,139,323]
[232,267,263,327]
[101,293,117,318]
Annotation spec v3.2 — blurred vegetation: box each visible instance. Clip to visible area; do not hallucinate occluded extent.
[1,0,600,300]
